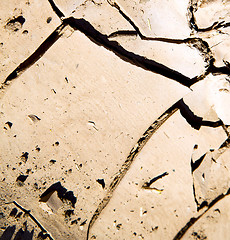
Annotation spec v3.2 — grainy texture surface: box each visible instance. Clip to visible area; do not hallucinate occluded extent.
[0,1,230,240]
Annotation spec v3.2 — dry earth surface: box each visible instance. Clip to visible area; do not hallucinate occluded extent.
[1,0,230,239]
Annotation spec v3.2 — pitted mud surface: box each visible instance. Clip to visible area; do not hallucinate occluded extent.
[1,1,230,239]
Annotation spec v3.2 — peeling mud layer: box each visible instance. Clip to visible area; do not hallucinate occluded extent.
[1,1,230,240]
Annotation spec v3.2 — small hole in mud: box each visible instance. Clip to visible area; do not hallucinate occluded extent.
[47,17,52,23]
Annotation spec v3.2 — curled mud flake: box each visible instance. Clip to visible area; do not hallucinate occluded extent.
[116,223,122,230]
[5,15,25,32]
[71,219,79,225]
[28,114,41,123]
[152,226,159,231]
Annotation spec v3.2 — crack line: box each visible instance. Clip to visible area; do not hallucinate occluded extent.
[187,0,230,32]
[86,84,227,238]
[142,171,169,189]
[1,16,195,101]
[47,0,65,19]
[0,22,67,99]
[64,17,193,87]
[173,188,230,240]
[107,0,230,81]
[106,0,218,82]
[86,103,179,239]
[10,201,55,240]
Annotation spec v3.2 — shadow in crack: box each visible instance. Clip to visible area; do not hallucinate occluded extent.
[176,99,223,130]
[64,17,193,87]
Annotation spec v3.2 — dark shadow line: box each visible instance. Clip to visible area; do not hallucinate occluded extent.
[12,201,54,240]
[64,17,193,87]
[108,30,138,38]
[219,136,230,149]
[176,99,223,130]
[108,29,208,45]
[47,0,65,19]
[191,153,206,173]
[2,22,66,87]
[142,172,169,188]
[209,65,230,75]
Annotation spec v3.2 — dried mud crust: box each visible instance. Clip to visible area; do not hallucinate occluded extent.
[1,0,230,240]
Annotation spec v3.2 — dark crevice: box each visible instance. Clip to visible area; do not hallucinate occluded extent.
[176,99,223,130]
[1,23,67,94]
[86,103,179,240]
[192,183,200,210]
[64,17,193,87]
[108,28,214,54]
[107,0,217,81]
[191,153,206,173]
[209,63,230,75]
[221,124,230,137]
[47,0,65,19]
[108,30,137,38]
[108,0,230,82]
[173,188,230,240]
[173,216,202,240]
[142,172,169,189]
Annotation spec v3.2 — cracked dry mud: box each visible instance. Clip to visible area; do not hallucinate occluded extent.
[1,0,230,239]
